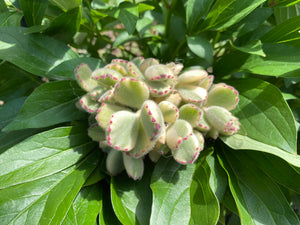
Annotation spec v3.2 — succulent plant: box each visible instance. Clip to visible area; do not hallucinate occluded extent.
[75,58,240,180]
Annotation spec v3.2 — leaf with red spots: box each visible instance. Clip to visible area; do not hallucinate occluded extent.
[92,68,123,87]
[177,85,208,103]
[75,63,99,92]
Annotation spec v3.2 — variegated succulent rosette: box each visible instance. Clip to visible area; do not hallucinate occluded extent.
[75,58,240,180]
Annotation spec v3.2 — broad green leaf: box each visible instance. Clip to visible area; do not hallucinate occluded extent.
[221,134,300,168]
[241,43,300,77]
[187,35,213,64]
[20,0,48,26]
[0,11,22,26]
[218,147,300,225]
[274,3,300,24]
[62,184,102,225]
[233,39,266,56]
[0,126,99,225]
[228,7,273,37]
[45,7,81,43]
[111,164,152,225]
[47,57,104,80]
[150,157,195,225]
[189,151,219,225]
[49,0,81,11]
[0,27,78,77]
[200,0,266,31]
[186,0,214,33]
[261,15,300,43]
[243,151,300,194]
[0,128,44,154]
[268,0,300,7]
[227,78,297,153]
[118,3,139,35]
[3,80,86,131]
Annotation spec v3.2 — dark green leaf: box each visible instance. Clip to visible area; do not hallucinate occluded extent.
[0,11,23,26]
[241,43,300,77]
[227,78,297,153]
[20,0,48,26]
[233,39,266,56]
[187,35,213,64]
[47,57,104,80]
[261,15,300,43]
[268,0,300,7]
[189,151,219,225]
[118,3,139,35]
[49,0,81,11]
[0,0,7,12]
[274,3,300,24]
[200,0,266,31]
[3,80,86,131]
[150,158,195,225]
[0,27,78,77]
[186,0,214,33]
[62,184,102,225]
[218,147,300,225]
[45,7,81,43]
[111,164,152,225]
[0,126,98,225]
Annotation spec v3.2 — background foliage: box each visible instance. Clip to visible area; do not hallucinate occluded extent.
[0,0,300,224]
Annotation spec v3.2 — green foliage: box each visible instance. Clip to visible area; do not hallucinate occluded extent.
[0,0,299,224]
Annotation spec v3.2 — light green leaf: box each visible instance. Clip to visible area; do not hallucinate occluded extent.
[186,0,214,32]
[241,43,300,77]
[150,158,195,225]
[227,78,297,153]
[0,27,78,77]
[0,126,99,225]
[187,35,213,64]
[20,0,48,26]
[200,0,266,31]
[118,3,139,35]
[3,80,86,131]
[111,164,152,225]
[189,151,219,225]
[49,0,81,11]
[62,184,102,225]
[218,147,300,225]
[268,0,300,7]
[261,14,300,43]
[233,39,266,56]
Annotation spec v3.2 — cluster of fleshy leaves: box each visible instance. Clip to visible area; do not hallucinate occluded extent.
[75,57,240,179]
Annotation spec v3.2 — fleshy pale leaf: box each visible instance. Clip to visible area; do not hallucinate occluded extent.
[106,111,139,151]
[75,63,99,92]
[92,68,123,87]
[113,77,149,108]
[88,123,106,142]
[177,69,208,85]
[177,85,208,103]
[206,83,239,110]
[123,153,144,180]
[78,93,100,113]
[158,101,179,123]
[106,149,125,176]
[179,104,202,128]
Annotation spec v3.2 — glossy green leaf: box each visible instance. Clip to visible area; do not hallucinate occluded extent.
[20,0,48,26]
[189,151,219,225]
[47,57,104,80]
[3,80,86,131]
[62,184,102,225]
[227,78,297,153]
[45,7,81,43]
[150,157,195,225]
[0,27,78,77]
[187,35,213,64]
[242,151,300,194]
[233,39,266,56]
[111,164,152,225]
[200,0,266,31]
[186,0,214,33]
[0,126,98,225]
[218,147,300,225]
[49,0,81,11]
[241,43,300,77]
[261,15,300,43]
